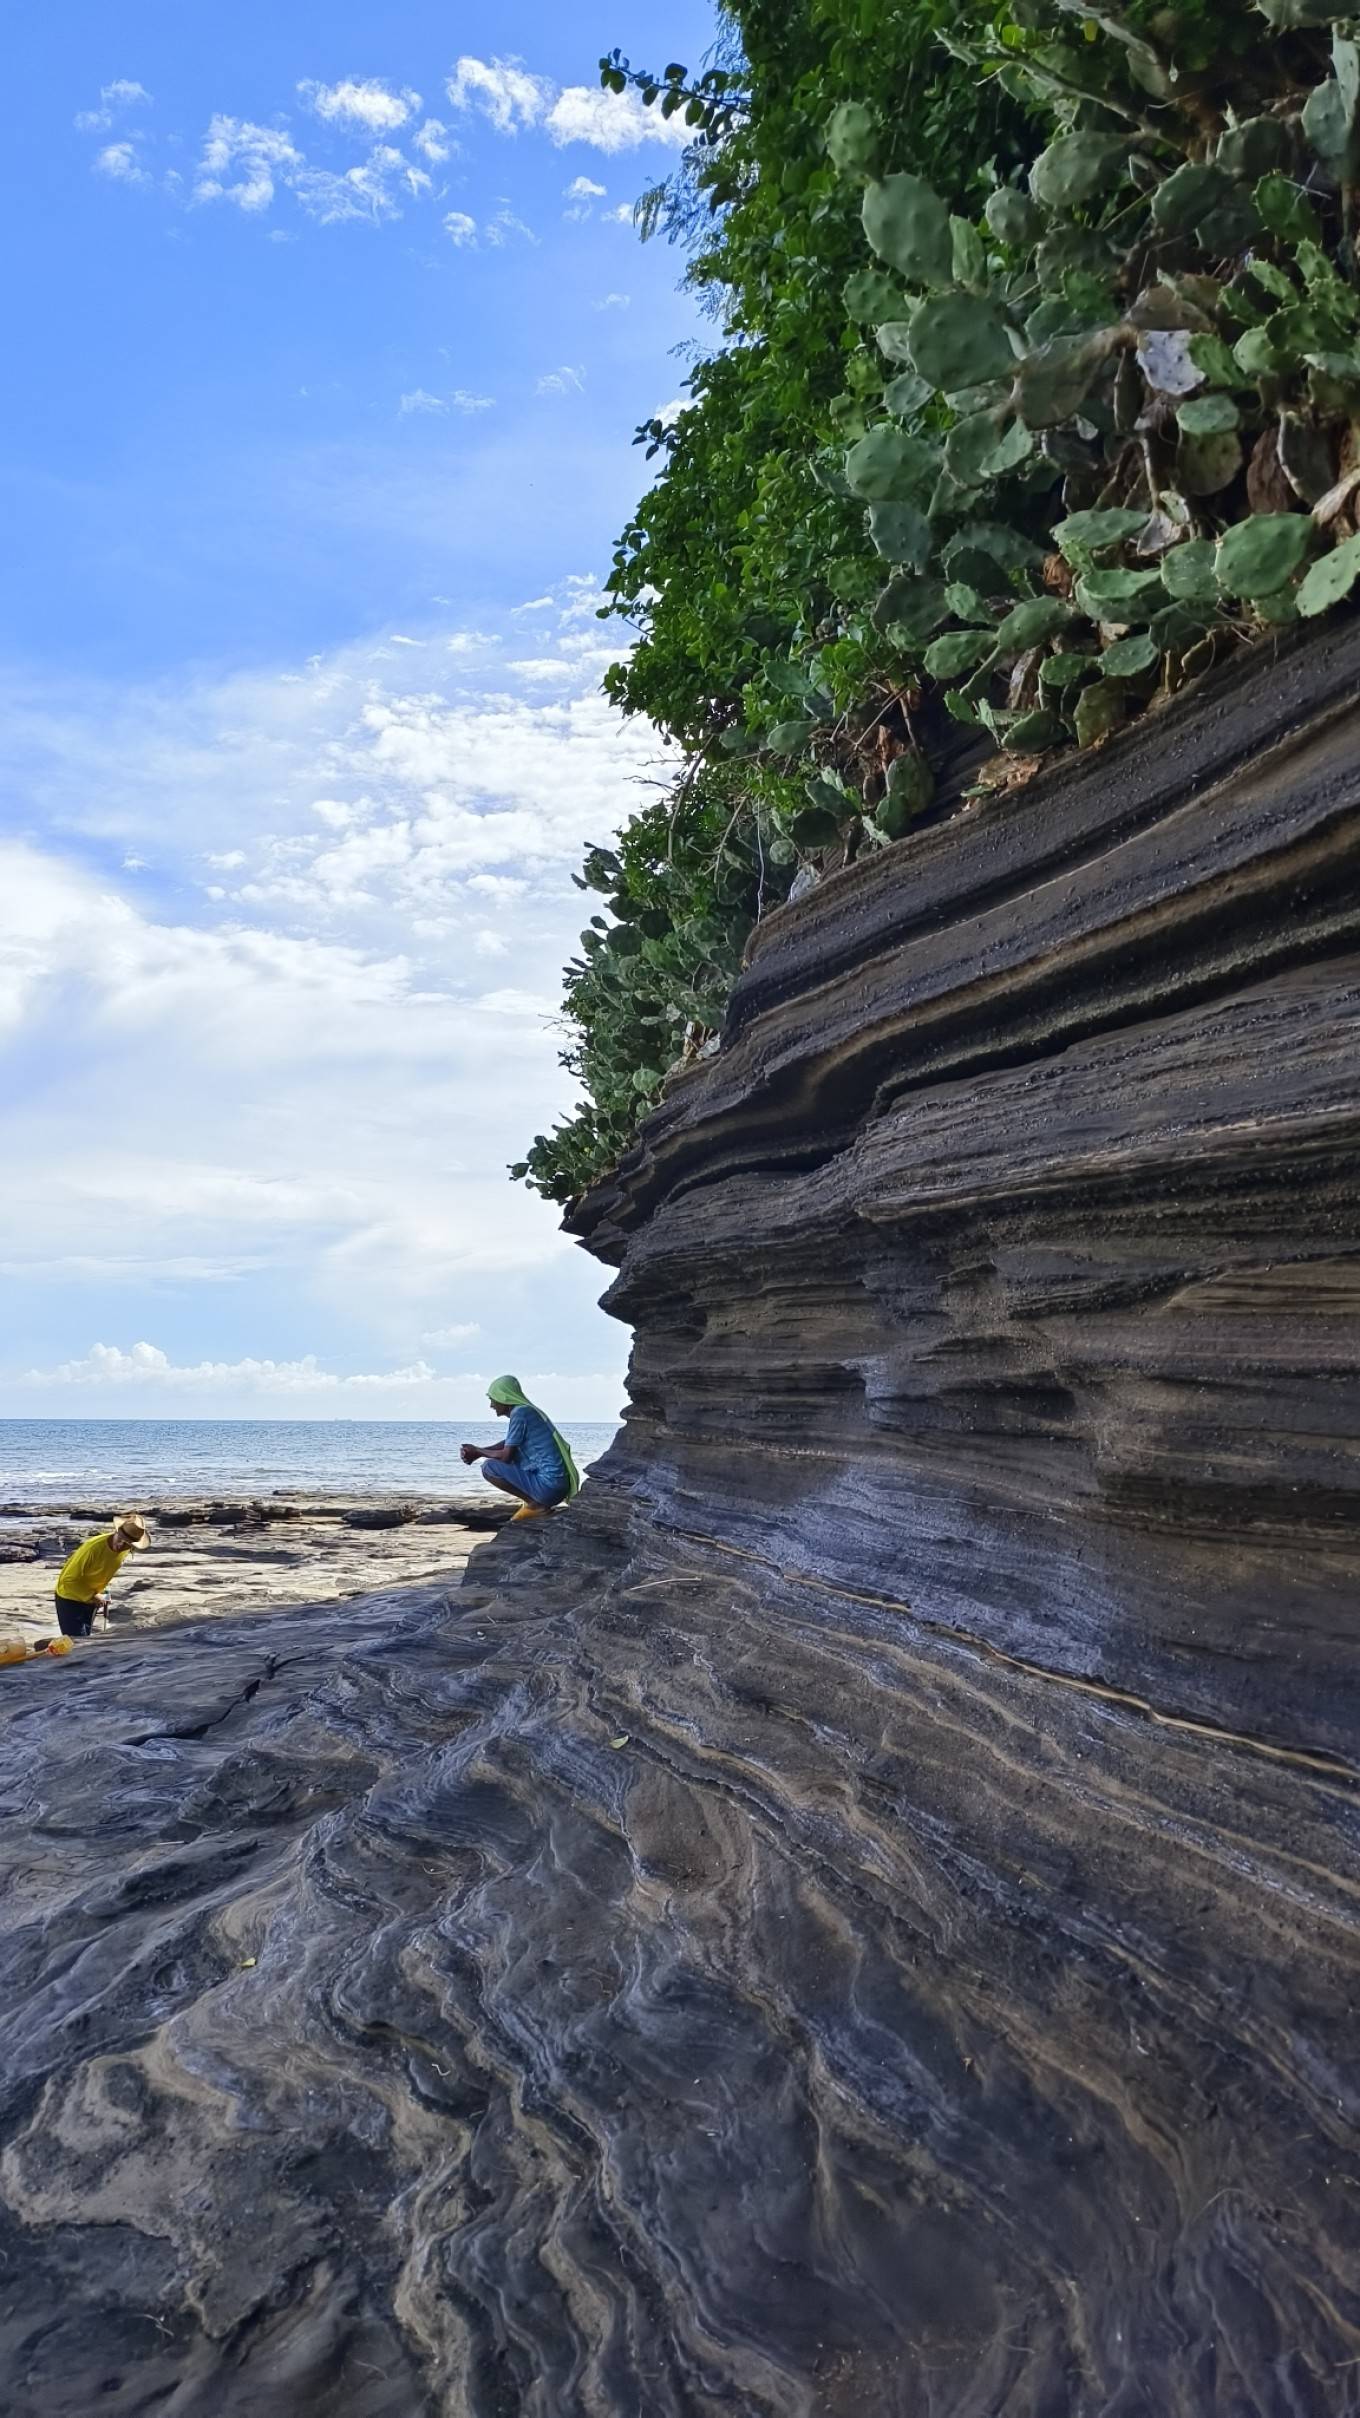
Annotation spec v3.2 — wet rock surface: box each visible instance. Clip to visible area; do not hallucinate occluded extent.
[3,625,1360,2414]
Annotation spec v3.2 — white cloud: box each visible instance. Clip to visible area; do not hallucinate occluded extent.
[412,117,453,162]
[17,1340,438,1395]
[595,291,631,310]
[565,175,606,199]
[299,79,422,133]
[194,118,424,224]
[447,55,688,153]
[75,79,152,132]
[94,142,150,187]
[605,201,636,224]
[421,1322,481,1347]
[293,144,422,224]
[443,210,477,246]
[537,365,586,396]
[399,387,447,415]
[450,389,495,413]
[446,55,551,134]
[485,204,536,248]
[195,116,304,212]
[546,85,685,153]
[653,396,691,428]
[0,601,660,1379]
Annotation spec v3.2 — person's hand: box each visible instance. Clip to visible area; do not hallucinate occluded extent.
[459,1443,478,1466]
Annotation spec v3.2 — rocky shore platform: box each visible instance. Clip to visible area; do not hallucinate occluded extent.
[0,1494,514,1652]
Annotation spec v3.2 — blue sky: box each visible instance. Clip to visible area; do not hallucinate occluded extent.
[1,2,719,1422]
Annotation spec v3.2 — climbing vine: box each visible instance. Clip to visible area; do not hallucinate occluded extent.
[519,0,1360,1204]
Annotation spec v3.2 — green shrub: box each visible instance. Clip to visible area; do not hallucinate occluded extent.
[520,0,1360,1203]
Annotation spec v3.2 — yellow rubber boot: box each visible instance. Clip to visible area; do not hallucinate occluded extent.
[510,1504,548,1523]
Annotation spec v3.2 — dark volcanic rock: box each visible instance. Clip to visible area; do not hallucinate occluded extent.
[342,1504,415,1530]
[2,624,1359,2415]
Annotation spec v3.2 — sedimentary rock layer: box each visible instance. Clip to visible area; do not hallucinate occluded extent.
[3,622,1359,2415]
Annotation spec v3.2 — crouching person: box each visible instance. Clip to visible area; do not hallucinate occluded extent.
[53,1512,149,1638]
[460,1376,581,1521]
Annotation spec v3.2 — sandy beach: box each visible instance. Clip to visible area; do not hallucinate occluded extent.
[0,1492,516,1654]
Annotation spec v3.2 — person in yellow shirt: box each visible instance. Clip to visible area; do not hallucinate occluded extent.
[53,1514,149,1639]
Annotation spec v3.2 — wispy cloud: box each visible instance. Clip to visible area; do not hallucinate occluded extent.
[594,291,631,310]
[298,78,422,133]
[443,210,477,246]
[412,117,453,162]
[448,54,689,153]
[450,389,495,413]
[94,142,150,188]
[17,1340,438,1395]
[566,176,607,199]
[194,117,303,213]
[75,79,151,133]
[536,364,586,396]
[399,388,447,415]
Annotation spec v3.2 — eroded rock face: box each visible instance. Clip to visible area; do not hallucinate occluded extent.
[3,624,1359,2414]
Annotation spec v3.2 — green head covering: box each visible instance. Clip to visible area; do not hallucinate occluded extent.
[486,1375,581,1499]
[487,1374,530,1408]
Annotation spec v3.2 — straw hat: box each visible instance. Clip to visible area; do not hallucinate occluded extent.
[112,1513,149,1551]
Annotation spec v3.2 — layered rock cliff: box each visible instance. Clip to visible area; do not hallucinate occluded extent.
[3,622,1359,2416]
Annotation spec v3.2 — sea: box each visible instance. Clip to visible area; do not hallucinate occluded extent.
[0,1418,621,1507]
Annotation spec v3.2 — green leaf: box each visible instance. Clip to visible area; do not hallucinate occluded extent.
[985,186,1043,246]
[1217,117,1292,180]
[1215,513,1313,596]
[1161,539,1220,601]
[1074,679,1125,747]
[875,574,951,644]
[845,267,907,324]
[867,501,932,567]
[1006,708,1061,750]
[1038,651,1097,688]
[1152,162,1235,236]
[1030,134,1130,210]
[876,320,918,366]
[1074,566,1167,617]
[951,216,987,288]
[1178,429,1243,496]
[943,409,1032,485]
[884,369,931,417]
[767,718,814,752]
[877,749,935,833]
[945,580,991,622]
[1248,258,1298,307]
[844,424,939,501]
[1304,38,1360,181]
[1054,507,1148,565]
[1188,332,1244,389]
[788,806,843,850]
[908,292,1016,390]
[1101,631,1159,677]
[1016,330,1120,429]
[1177,393,1240,436]
[862,174,954,287]
[924,628,997,678]
[994,595,1075,651]
[943,523,1047,576]
[826,100,878,176]
[1233,325,1282,379]
[1254,173,1321,247]
[1296,529,1360,615]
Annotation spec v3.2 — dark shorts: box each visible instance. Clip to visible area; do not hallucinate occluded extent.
[54,1595,96,1639]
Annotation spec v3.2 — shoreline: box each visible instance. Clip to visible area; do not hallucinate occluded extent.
[0,1492,516,1651]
